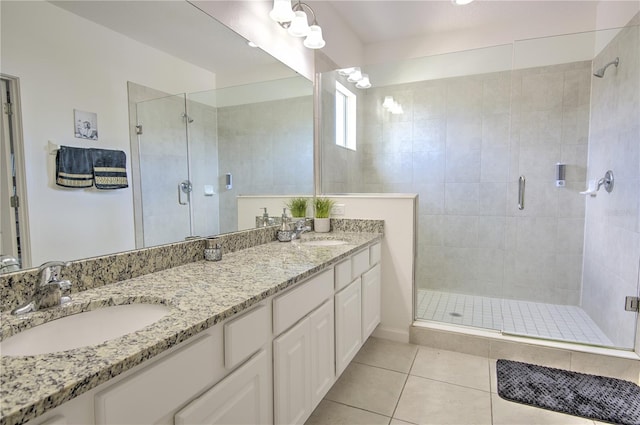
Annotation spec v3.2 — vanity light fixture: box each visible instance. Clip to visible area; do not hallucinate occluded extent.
[338,67,372,89]
[270,0,326,49]
[451,0,475,4]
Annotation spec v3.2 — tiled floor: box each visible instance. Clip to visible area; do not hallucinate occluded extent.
[305,337,604,425]
[416,290,613,347]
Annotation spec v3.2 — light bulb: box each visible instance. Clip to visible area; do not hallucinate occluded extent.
[347,67,362,82]
[382,96,394,108]
[269,0,295,22]
[288,10,310,37]
[303,24,326,49]
[356,74,371,89]
[339,67,356,76]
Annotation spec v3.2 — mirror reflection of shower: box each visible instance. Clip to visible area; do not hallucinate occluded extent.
[593,57,619,78]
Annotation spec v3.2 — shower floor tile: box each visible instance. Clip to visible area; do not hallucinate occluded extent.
[416,290,613,347]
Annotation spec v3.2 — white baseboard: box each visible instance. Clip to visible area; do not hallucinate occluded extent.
[372,325,409,343]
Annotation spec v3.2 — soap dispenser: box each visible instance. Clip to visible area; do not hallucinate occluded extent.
[261,207,270,227]
[277,208,294,242]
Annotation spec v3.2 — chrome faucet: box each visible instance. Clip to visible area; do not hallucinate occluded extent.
[291,219,312,240]
[12,261,72,315]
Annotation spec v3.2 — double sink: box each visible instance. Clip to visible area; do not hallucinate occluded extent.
[0,235,349,357]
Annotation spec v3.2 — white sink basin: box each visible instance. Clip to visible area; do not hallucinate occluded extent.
[302,239,348,246]
[0,303,171,356]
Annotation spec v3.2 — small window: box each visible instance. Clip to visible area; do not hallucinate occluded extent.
[335,82,356,151]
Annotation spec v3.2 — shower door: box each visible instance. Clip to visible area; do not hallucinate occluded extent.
[136,94,193,247]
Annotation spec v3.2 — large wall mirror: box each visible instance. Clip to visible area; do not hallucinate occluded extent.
[0,0,313,271]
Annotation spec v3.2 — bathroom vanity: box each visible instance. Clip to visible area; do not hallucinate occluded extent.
[0,230,382,425]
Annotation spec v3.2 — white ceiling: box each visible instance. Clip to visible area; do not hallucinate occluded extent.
[325,1,603,44]
[50,0,637,76]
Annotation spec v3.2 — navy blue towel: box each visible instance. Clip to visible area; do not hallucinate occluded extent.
[55,146,94,188]
[90,148,128,190]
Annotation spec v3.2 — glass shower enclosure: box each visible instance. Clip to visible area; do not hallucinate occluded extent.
[320,22,639,350]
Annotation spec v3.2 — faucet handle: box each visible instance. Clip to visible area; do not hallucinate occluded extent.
[38,261,71,285]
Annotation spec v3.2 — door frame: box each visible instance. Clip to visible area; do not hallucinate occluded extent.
[0,74,31,269]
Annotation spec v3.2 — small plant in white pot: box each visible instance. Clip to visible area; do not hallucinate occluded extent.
[313,197,335,233]
[286,197,309,218]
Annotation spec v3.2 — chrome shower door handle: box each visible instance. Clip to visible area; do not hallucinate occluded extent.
[518,175,525,210]
[178,180,192,205]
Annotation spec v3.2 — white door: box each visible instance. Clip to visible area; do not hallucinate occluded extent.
[174,350,270,425]
[309,299,335,407]
[335,278,362,375]
[273,318,311,425]
[362,264,381,341]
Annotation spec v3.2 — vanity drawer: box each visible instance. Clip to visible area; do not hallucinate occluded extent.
[224,304,269,369]
[334,259,352,291]
[95,327,224,424]
[370,243,381,266]
[273,269,333,336]
[351,249,370,279]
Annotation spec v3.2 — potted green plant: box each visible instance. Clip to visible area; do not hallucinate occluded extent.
[285,197,309,218]
[313,197,335,233]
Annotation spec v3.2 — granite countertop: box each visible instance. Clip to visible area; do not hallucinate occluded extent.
[0,231,382,425]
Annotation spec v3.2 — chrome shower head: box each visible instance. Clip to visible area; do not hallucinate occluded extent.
[593,57,619,78]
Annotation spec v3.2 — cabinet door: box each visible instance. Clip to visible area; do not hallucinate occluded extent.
[174,350,270,425]
[273,318,312,425]
[95,330,223,425]
[309,299,335,407]
[362,264,381,341]
[335,278,362,376]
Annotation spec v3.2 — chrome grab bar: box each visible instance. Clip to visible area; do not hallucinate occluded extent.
[518,175,525,210]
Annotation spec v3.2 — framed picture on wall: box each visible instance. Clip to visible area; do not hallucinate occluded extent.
[74,109,98,140]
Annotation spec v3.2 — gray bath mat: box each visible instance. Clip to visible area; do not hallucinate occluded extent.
[496,359,640,425]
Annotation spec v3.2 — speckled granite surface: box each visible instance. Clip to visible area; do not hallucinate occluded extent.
[0,229,382,425]
[0,226,282,313]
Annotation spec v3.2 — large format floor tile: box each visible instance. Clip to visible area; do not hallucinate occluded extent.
[305,337,610,425]
[394,376,492,425]
[410,346,491,391]
[324,362,407,417]
[306,400,391,425]
[353,337,419,373]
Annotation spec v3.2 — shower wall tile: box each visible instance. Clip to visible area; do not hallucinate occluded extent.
[443,216,478,247]
[413,119,446,153]
[444,183,480,215]
[445,148,481,182]
[480,147,510,182]
[446,116,483,150]
[477,216,506,249]
[481,113,511,147]
[446,77,484,116]
[415,183,445,214]
[413,151,446,183]
[478,183,507,216]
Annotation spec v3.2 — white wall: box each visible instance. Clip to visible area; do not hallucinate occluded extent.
[1,1,216,266]
[238,194,417,343]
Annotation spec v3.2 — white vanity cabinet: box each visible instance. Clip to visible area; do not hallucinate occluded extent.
[362,263,381,341]
[24,240,383,425]
[272,270,335,425]
[335,243,381,375]
[335,277,362,375]
[174,350,270,425]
